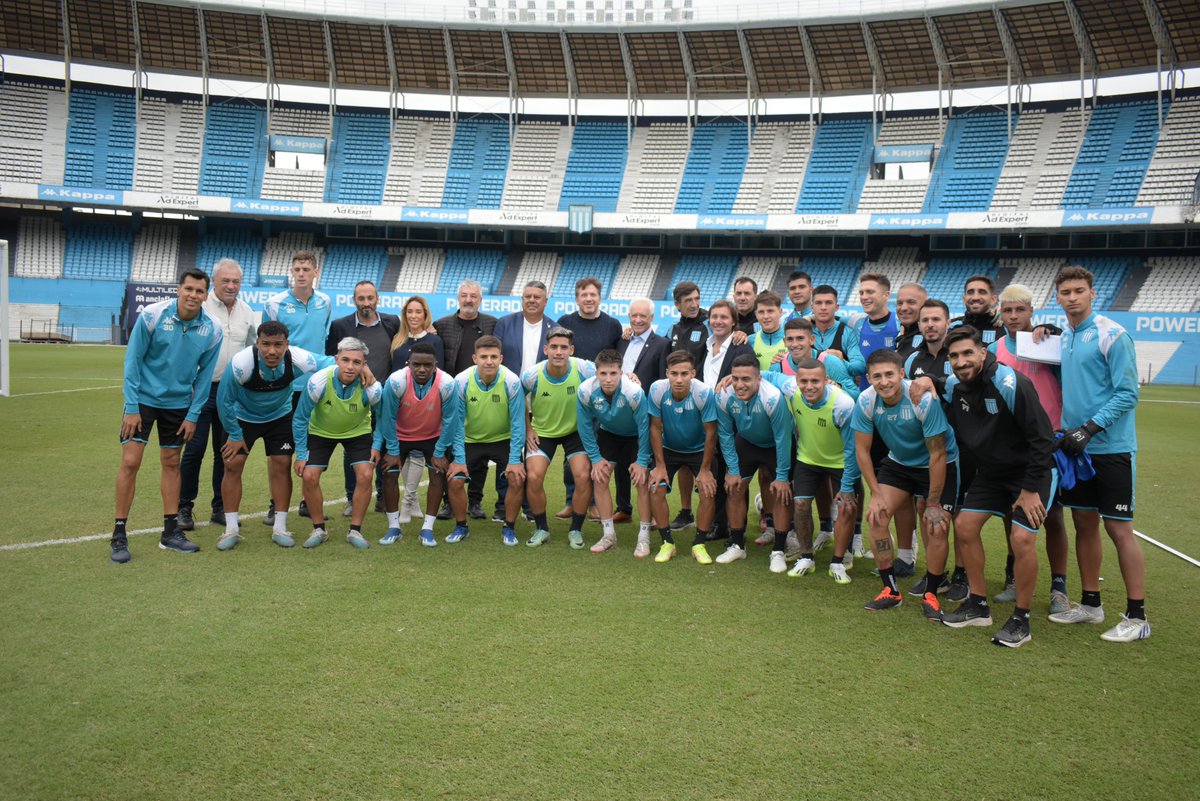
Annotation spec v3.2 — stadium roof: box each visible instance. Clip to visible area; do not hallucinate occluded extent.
[0,0,1196,99]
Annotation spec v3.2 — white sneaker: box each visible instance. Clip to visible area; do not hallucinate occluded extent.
[342,504,353,518]
[1100,614,1151,642]
[828,563,851,585]
[769,550,788,574]
[842,552,854,572]
[633,534,651,558]
[1048,603,1105,625]
[715,544,747,564]
[784,530,802,559]
[754,528,775,547]
[590,532,618,553]
[787,556,816,577]
[813,529,833,552]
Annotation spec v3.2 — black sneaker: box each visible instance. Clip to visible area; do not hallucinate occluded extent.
[436,502,453,521]
[176,506,195,531]
[210,510,226,525]
[893,558,915,578]
[110,537,131,564]
[468,503,486,520]
[992,615,1032,648]
[864,587,903,611]
[941,602,993,629]
[669,509,695,531]
[263,499,276,526]
[491,510,506,524]
[298,500,311,519]
[704,527,729,543]
[946,572,969,603]
[909,576,927,597]
[159,532,200,553]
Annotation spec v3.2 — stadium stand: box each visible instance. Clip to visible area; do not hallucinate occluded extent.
[129,224,182,284]
[391,247,445,294]
[501,121,569,210]
[259,106,330,202]
[441,119,511,209]
[733,122,811,214]
[1137,97,1200,206]
[674,122,749,215]
[512,250,564,293]
[435,248,506,293]
[923,112,1009,212]
[552,252,622,297]
[325,111,390,205]
[133,96,204,196]
[920,257,996,310]
[383,116,454,206]
[1131,255,1200,312]
[558,121,629,213]
[13,216,65,278]
[618,123,689,213]
[795,117,873,213]
[62,223,132,282]
[1065,256,1132,312]
[319,243,387,291]
[0,82,65,184]
[801,255,863,301]
[667,254,738,302]
[998,257,1064,308]
[609,253,661,300]
[198,227,267,286]
[855,248,927,298]
[63,88,136,191]
[199,102,268,198]
[1062,100,1161,208]
[731,256,786,297]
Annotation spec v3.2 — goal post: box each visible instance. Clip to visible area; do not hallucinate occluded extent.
[0,239,8,398]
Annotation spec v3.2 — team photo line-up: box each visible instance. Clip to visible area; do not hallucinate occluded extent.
[112,249,1149,649]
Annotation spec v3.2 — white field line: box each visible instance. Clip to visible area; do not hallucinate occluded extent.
[1134,530,1200,568]
[5,385,122,398]
[0,480,431,552]
[1140,399,1200,405]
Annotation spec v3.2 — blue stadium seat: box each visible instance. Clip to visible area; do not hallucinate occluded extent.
[553,252,621,297]
[796,118,874,213]
[921,257,997,312]
[195,228,263,286]
[669,255,738,302]
[436,248,506,293]
[325,112,390,204]
[801,256,862,303]
[442,120,510,209]
[319,243,387,291]
[1062,100,1163,208]
[675,123,749,215]
[1071,256,1135,310]
[64,88,136,190]
[62,223,132,282]
[923,112,1009,212]
[199,102,268,197]
[558,122,629,213]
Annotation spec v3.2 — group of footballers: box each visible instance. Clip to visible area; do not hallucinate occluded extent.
[110,250,1151,649]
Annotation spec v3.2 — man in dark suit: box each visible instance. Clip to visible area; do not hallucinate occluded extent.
[433,279,499,519]
[324,281,401,512]
[493,280,556,376]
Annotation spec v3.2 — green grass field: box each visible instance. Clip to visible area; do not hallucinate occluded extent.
[2,343,1198,800]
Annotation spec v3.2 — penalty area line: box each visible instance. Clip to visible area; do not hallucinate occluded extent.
[4,385,122,398]
[1,480,431,552]
[1134,529,1200,569]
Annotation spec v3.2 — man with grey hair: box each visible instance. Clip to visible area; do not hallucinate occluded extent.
[291,336,382,549]
[613,298,670,521]
[434,279,499,376]
[178,258,258,532]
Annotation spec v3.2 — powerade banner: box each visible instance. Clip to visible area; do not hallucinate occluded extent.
[122,282,177,330]
[269,135,327,155]
[874,144,933,163]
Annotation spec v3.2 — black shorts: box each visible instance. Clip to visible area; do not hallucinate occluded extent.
[531,431,585,463]
[658,448,704,490]
[307,433,373,469]
[958,451,978,497]
[792,461,845,500]
[876,457,960,512]
[960,469,1059,532]
[122,405,187,448]
[237,414,295,457]
[398,436,441,464]
[597,429,639,469]
[732,435,778,482]
[1059,452,1135,520]
[463,440,511,482]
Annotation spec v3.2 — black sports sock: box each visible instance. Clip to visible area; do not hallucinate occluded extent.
[773,527,788,552]
[801,552,814,561]
[832,553,845,565]
[729,527,746,548]
[113,519,127,538]
[880,566,897,592]
[455,519,466,527]
[1082,590,1102,608]
[570,512,585,531]
[968,593,990,610]
[1126,598,1146,620]
[853,520,862,536]
[1051,573,1068,595]
[313,521,325,532]
[1004,554,1015,583]
[1014,607,1031,620]
[925,572,945,596]
[819,517,832,531]
[659,527,674,545]
[533,512,549,531]
[163,515,178,536]
[692,528,710,547]
[504,519,515,529]
[350,524,362,533]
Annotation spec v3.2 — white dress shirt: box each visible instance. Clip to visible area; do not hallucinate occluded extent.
[204,292,258,382]
[702,333,734,387]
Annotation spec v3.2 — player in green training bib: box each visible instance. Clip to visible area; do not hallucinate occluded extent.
[519,327,596,549]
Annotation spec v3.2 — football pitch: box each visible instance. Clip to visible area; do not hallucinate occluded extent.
[1,343,1198,800]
